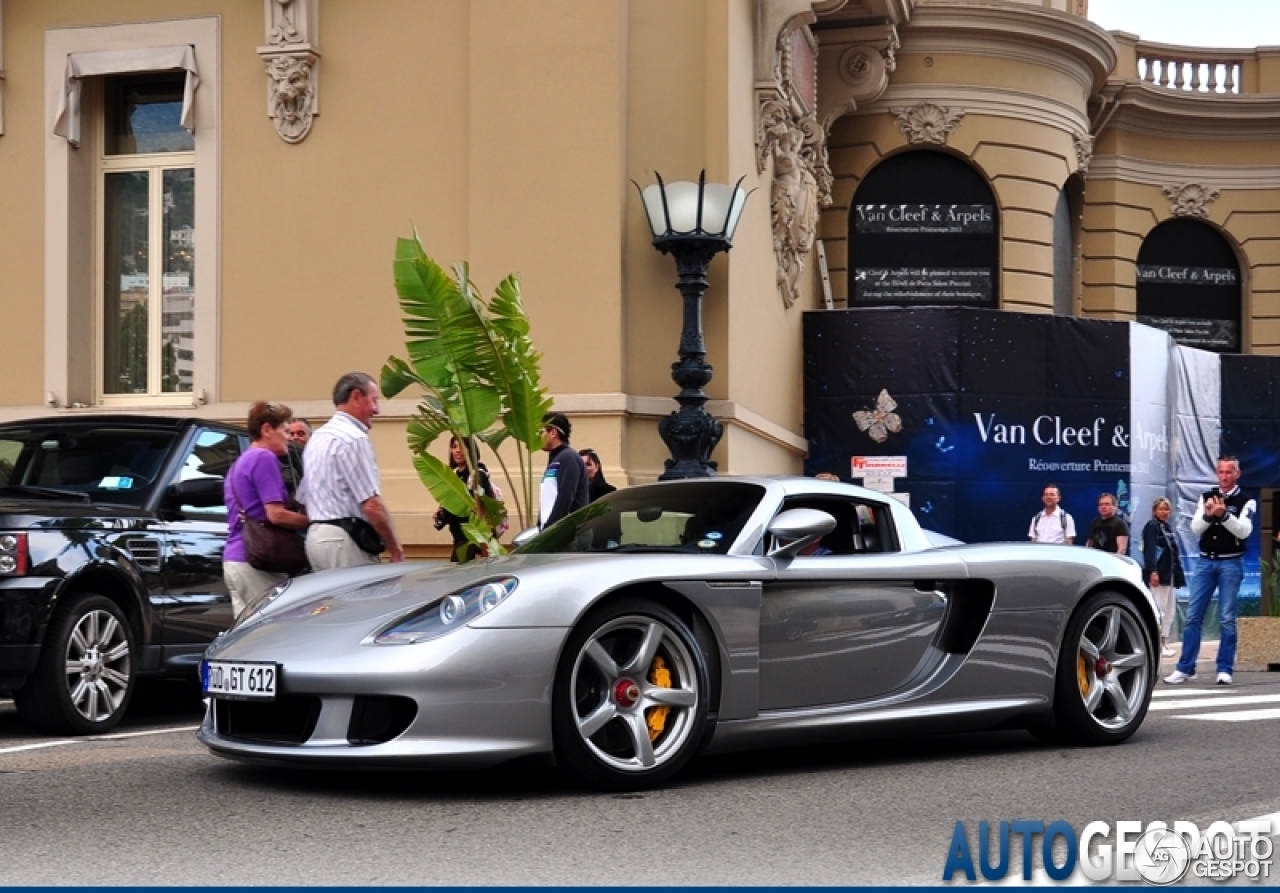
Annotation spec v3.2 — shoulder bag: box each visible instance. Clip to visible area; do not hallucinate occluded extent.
[230,465,310,574]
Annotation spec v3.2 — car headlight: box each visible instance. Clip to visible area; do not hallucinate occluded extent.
[374,577,517,645]
[0,533,27,576]
[234,578,293,627]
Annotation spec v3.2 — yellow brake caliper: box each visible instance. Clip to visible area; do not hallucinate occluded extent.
[646,655,672,740]
[1077,652,1090,698]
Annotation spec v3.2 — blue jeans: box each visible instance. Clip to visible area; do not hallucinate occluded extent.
[1177,556,1241,675]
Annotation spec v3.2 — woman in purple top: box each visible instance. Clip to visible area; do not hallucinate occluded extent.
[223,402,310,616]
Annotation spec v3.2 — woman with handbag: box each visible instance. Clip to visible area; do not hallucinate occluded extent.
[223,402,310,616]
[1142,496,1186,657]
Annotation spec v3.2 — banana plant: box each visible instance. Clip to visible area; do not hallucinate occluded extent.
[381,232,551,559]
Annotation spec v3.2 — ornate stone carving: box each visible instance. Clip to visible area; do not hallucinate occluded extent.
[1163,183,1220,218]
[892,102,965,145]
[756,23,833,310]
[258,0,320,143]
[881,29,900,74]
[265,55,315,143]
[1074,132,1094,175]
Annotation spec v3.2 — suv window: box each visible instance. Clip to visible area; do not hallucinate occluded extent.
[173,429,241,517]
[0,427,179,506]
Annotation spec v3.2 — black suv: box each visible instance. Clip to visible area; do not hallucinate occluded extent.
[0,415,248,735]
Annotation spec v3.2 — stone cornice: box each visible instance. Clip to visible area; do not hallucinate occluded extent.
[1088,154,1280,190]
[849,82,1089,138]
[895,1,1117,97]
[1097,80,1280,140]
[0,395,809,454]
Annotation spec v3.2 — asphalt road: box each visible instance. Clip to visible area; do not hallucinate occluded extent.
[2,673,1278,886]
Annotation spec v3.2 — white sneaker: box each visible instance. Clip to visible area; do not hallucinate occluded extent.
[1161,645,1177,657]
[1164,670,1197,684]
[1216,672,1232,685]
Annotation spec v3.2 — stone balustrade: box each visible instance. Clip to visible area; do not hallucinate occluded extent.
[1134,40,1245,93]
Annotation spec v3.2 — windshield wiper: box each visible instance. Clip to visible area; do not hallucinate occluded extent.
[604,544,690,553]
[0,485,93,503]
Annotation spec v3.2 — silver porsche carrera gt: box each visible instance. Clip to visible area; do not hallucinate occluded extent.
[197,476,1159,790]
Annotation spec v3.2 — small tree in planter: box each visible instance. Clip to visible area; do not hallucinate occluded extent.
[381,233,551,560]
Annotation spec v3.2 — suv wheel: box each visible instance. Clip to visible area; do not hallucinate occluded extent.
[14,593,136,735]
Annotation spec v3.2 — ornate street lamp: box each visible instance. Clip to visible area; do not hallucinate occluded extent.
[635,171,750,480]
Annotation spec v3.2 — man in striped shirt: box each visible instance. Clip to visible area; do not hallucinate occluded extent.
[298,372,405,569]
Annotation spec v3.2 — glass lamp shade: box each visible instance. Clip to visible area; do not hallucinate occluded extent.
[638,171,748,243]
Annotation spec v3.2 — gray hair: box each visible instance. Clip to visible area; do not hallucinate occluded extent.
[332,372,376,406]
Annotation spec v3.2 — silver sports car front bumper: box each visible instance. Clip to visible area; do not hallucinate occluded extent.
[197,626,566,768]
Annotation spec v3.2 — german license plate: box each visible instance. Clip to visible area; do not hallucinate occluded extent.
[201,660,278,700]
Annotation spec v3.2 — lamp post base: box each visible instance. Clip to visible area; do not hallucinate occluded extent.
[658,407,723,480]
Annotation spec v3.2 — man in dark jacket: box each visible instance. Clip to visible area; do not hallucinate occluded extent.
[538,411,589,529]
[1166,456,1255,686]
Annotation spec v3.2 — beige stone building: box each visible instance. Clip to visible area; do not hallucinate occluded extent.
[1,0,1277,552]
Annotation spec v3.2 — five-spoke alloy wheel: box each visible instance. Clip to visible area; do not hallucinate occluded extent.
[1049,590,1154,745]
[553,598,710,790]
[14,592,136,735]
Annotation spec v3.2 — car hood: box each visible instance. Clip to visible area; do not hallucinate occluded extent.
[210,551,769,659]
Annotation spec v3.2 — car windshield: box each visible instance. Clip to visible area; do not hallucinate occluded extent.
[516,481,766,555]
[0,427,179,506]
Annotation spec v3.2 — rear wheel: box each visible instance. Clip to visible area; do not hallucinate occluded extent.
[1047,590,1153,745]
[552,599,709,790]
[14,593,136,735]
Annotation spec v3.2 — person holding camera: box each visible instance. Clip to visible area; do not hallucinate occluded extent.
[1142,497,1185,658]
[1166,456,1255,686]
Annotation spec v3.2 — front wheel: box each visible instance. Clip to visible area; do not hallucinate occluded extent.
[552,599,710,791]
[14,593,136,735]
[1048,590,1154,746]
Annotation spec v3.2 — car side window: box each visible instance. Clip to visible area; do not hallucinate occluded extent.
[173,429,241,518]
[779,497,899,555]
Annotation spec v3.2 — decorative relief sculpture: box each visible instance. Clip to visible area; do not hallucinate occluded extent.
[892,102,965,145]
[1073,133,1094,175]
[258,0,320,143]
[265,55,315,143]
[755,24,833,309]
[1163,183,1220,218]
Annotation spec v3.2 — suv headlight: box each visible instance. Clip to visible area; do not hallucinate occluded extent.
[0,533,28,576]
[374,577,517,645]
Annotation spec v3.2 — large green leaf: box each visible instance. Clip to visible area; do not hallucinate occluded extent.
[380,356,421,400]
[412,452,473,518]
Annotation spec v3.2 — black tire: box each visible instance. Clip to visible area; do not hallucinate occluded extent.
[1048,590,1154,746]
[13,592,136,735]
[552,598,710,791]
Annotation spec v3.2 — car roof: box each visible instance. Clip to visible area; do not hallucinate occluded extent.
[0,414,244,433]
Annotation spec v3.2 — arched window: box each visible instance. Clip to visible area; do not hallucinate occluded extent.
[848,151,999,309]
[1136,219,1241,353]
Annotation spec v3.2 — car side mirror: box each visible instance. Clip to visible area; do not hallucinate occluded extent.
[512,527,540,548]
[167,477,224,508]
[767,508,837,559]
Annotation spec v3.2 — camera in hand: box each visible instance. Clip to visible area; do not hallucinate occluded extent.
[432,509,448,531]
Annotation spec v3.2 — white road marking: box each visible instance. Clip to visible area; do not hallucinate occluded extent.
[1149,693,1280,711]
[0,724,199,756]
[1176,708,1280,722]
[1151,687,1236,698]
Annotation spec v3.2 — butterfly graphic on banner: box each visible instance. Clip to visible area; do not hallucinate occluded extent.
[853,389,903,443]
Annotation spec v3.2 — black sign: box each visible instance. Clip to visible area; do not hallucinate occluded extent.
[854,204,994,234]
[1136,219,1240,353]
[1137,265,1238,286]
[1137,316,1237,351]
[848,151,1000,309]
[853,268,991,303]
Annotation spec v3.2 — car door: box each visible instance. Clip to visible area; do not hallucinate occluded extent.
[759,497,967,711]
[158,427,241,662]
